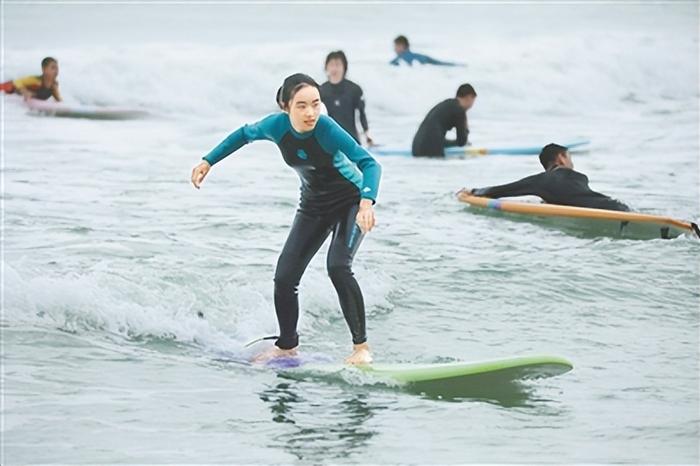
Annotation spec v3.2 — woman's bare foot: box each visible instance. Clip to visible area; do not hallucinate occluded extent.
[345,342,372,365]
[251,345,298,364]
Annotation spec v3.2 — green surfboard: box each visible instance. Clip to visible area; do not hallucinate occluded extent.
[274,355,573,400]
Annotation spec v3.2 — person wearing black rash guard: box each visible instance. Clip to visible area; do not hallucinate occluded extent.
[412,83,477,157]
[468,143,630,211]
[191,73,381,365]
[320,51,373,145]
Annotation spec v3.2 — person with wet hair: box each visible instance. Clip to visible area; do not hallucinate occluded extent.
[467,143,630,211]
[320,50,373,145]
[191,73,382,365]
[412,84,477,157]
[1,56,62,101]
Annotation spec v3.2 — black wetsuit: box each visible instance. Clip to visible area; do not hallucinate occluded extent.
[472,166,630,211]
[320,79,368,143]
[412,98,468,157]
[203,113,382,349]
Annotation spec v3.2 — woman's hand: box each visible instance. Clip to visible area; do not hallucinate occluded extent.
[191,161,211,189]
[345,342,372,365]
[356,199,376,233]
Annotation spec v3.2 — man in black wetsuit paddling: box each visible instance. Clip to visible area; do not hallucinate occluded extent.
[412,84,476,157]
[466,143,630,211]
[320,51,373,146]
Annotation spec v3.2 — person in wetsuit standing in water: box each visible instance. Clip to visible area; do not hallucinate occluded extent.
[191,73,381,365]
[320,51,373,146]
[466,143,630,211]
[412,84,477,157]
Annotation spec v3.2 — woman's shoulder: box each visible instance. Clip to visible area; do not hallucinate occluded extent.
[314,115,346,143]
[317,114,348,135]
[256,111,289,128]
[247,112,290,141]
[342,79,363,93]
[316,114,335,128]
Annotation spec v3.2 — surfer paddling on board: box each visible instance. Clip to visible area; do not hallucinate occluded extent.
[390,35,458,67]
[463,143,630,211]
[320,50,374,147]
[1,57,62,102]
[412,84,476,157]
[191,73,381,365]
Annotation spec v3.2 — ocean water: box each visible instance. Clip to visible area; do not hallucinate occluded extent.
[2,2,699,464]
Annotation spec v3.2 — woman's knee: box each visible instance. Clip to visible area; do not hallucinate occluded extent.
[327,264,353,283]
[274,260,303,290]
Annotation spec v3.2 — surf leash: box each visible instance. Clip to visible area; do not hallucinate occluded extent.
[244,335,279,348]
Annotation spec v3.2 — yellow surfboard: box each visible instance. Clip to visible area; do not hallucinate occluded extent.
[458,191,699,240]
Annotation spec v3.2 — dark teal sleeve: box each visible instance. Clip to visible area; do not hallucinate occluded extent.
[202,113,286,165]
[316,115,382,202]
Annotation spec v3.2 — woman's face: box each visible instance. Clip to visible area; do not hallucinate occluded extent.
[286,85,321,132]
[325,59,345,84]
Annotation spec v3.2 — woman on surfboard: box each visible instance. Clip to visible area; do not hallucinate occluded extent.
[191,73,381,365]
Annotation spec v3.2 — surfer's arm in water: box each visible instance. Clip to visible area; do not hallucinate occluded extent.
[470,173,544,198]
[191,113,282,188]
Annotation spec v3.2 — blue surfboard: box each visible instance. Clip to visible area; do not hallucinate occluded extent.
[372,140,590,157]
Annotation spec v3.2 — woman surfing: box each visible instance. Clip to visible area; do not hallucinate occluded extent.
[191,73,381,365]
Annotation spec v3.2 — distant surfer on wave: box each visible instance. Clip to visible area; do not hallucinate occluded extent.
[1,57,62,102]
[191,73,381,365]
[390,35,459,67]
[464,143,630,211]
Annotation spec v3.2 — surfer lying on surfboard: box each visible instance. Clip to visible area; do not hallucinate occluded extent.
[464,143,630,211]
[1,57,62,102]
[191,73,382,365]
[390,35,459,67]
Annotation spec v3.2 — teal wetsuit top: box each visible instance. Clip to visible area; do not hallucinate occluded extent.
[204,113,381,215]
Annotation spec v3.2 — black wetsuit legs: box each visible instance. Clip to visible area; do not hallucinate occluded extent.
[273,204,366,349]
